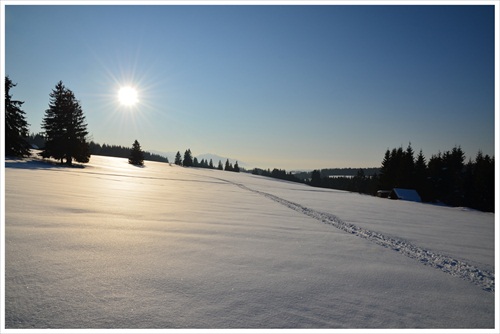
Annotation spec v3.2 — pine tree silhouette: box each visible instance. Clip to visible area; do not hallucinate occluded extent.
[224,159,232,171]
[40,81,90,165]
[128,140,145,166]
[5,76,30,157]
[183,149,193,167]
[175,151,182,165]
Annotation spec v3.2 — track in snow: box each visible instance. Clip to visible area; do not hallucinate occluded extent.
[224,180,495,293]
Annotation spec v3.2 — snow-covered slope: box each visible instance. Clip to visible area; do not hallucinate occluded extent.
[3,155,497,329]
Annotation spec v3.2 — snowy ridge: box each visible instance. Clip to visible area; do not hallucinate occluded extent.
[229,181,495,293]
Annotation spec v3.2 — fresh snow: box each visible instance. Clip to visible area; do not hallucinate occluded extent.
[3,154,496,329]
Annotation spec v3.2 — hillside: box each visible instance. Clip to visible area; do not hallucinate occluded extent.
[4,155,496,329]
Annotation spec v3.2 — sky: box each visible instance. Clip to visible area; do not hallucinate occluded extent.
[2,2,497,170]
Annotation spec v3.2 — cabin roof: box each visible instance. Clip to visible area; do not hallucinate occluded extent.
[390,188,422,202]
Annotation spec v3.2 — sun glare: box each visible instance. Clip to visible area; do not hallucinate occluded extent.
[118,86,138,106]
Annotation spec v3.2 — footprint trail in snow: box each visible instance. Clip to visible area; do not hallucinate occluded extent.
[219,179,495,293]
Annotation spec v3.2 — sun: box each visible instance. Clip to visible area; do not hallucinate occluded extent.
[118,86,138,106]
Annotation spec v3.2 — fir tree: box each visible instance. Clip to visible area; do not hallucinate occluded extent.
[378,149,393,190]
[40,81,90,165]
[224,159,232,171]
[183,149,193,167]
[128,140,144,166]
[233,161,240,173]
[414,150,429,200]
[402,143,415,188]
[217,160,223,170]
[392,147,405,187]
[209,159,214,169]
[465,152,495,212]
[441,146,466,206]
[379,146,411,189]
[427,152,443,201]
[5,76,30,157]
[175,151,182,165]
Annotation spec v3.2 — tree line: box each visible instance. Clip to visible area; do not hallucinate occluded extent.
[300,143,494,212]
[248,143,494,212]
[251,168,303,183]
[173,149,240,172]
[89,141,169,163]
[293,167,379,181]
[308,169,380,195]
[378,144,494,212]
[250,167,380,195]
[27,133,170,164]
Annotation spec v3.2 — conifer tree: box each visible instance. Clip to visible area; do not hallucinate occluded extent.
[233,161,240,172]
[378,145,415,189]
[414,150,429,200]
[175,151,182,165]
[465,152,495,212]
[209,159,214,169]
[378,149,393,190]
[441,146,466,206]
[402,143,415,188]
[217,160,223,170]
[40,81,90,165]
[183,149,193,167]
[224,159,232,171]
[128,140,144,166]
[5,76,31,157]
[427,152,443,201]
[392,147,405,187]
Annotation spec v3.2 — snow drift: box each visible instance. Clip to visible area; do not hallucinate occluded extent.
[3,155,496,329]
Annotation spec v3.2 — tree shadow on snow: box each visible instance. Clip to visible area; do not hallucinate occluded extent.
[5,156,86,170]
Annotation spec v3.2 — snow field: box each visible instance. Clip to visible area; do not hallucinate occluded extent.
[233,182,494,292]
[4,155,496,329]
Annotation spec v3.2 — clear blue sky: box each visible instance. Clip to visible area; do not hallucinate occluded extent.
[3,3,496,170]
